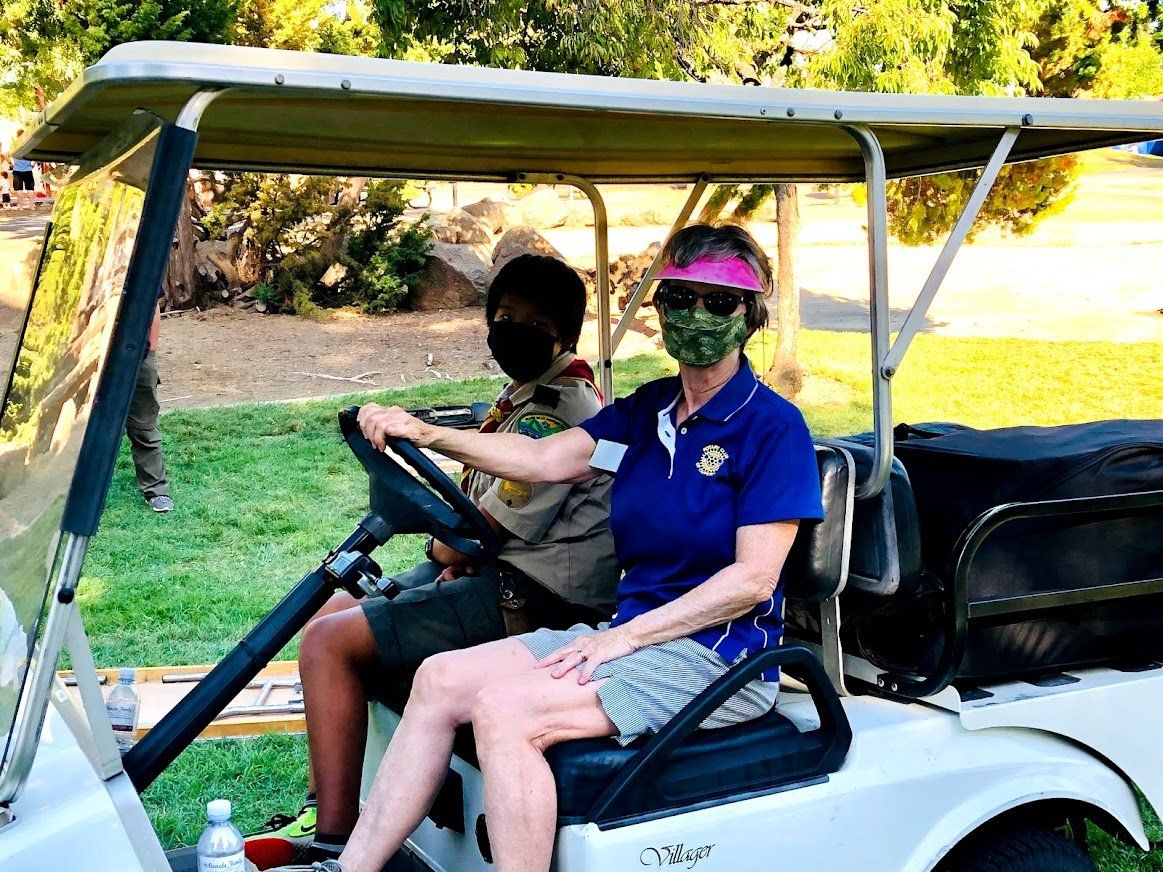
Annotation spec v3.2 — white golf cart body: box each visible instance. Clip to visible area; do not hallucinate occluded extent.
[4,42,1162,871]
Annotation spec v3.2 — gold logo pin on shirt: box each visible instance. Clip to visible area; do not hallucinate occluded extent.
[696,444,729,477]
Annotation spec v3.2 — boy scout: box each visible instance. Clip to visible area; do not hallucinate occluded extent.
[244,255,617,870]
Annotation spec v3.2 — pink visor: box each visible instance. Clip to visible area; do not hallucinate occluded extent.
[654,255,766,294]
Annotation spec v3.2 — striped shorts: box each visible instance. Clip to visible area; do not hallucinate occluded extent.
[516,623,779,746]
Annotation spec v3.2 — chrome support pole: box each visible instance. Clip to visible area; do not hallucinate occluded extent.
[0,534,91,805]
[882,128,1020,377]
[518,173,614,402]
[610,176,710,354]
[175,88,226,132]
[819,597,850,697]
[843,126,893,500]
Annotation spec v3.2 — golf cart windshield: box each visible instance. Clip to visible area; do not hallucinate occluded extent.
[0,114,162,774]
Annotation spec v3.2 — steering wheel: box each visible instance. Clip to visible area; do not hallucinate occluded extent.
[338,406,501,561]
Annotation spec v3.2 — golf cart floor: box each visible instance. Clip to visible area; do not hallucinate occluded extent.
[166,846,431,871]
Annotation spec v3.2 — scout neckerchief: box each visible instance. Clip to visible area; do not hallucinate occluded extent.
[460,353,600,493]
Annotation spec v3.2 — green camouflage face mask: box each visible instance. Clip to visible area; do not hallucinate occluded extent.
[658,303,749,367]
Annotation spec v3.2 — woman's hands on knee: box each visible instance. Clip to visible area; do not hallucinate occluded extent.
[539,626,636,684]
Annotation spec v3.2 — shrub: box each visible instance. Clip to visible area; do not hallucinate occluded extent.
[200,176,432,315]
[338,181,434,313]
[250,283,280,311]
[344,219,433,314]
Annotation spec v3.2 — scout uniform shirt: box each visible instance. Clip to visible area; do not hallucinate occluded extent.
[462,353,618,615]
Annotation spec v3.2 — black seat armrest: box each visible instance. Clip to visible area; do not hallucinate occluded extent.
[585,645,852,824]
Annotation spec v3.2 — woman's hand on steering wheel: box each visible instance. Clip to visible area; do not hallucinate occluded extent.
[359,403,433,451]
[539,625,637,685]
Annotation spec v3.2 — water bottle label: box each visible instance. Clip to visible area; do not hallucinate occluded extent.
[106,700,137,730]
[198,851,246,872]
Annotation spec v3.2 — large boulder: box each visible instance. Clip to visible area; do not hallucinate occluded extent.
[516,187,569,229]
[409,241,492,311]
[462,197,521,235]
[487,226,577,288]
[430,208,493,245]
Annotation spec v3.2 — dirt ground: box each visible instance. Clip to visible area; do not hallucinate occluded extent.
[2,149,1161,409]
[152,306,499,405]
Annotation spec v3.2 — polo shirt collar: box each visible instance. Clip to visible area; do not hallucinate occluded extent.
[660,357,760,424]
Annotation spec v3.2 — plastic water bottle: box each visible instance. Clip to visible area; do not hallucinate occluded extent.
[197,799,247,872]
[105,667,140,754]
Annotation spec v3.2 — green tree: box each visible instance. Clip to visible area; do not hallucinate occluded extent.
[1090,34,1163,98]
[374,1,694,76]
[234,0,381,55]
[806,1,1125,249]
[0,0,237,109]
[1027,0,1111,97]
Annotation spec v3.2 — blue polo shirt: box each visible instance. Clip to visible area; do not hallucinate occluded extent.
[579,359,823,678]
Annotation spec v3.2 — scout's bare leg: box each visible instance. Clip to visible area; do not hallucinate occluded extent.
[298,606,380,835]
[338,639,538,872]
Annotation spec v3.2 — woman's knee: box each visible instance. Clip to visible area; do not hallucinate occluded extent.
[409,651,471,711]
[470,684,532,749]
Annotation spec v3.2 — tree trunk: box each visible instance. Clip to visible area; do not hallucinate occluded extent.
[771,183,803,399]
[162,182,200,310]
[697,185,737,223]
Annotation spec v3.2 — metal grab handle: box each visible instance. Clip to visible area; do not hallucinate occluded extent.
[585,644,851,822]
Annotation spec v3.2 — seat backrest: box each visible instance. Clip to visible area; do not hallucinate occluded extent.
[826,439,923,597]
[784,445,854,603]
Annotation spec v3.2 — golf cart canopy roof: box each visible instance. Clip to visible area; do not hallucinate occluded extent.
[19,41,1163,182]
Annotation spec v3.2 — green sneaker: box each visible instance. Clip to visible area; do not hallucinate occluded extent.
[244,803,317,870]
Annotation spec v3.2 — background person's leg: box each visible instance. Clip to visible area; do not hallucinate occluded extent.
[125,351,171,505]
[15,171,35,210]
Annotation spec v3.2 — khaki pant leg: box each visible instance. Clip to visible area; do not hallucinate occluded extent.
[125,351,170,498]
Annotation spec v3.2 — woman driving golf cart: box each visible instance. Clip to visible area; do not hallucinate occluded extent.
[282,223,824,872]
[245,254,618,870]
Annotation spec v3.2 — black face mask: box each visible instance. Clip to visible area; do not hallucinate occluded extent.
[487,320,559,383]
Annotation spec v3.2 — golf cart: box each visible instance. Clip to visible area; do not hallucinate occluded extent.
[3,41,1162,871]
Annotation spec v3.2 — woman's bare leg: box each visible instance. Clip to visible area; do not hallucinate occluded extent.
[338,639,539,872]
[471,671,617,872]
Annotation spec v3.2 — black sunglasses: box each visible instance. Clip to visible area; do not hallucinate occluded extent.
[655,282,748,317]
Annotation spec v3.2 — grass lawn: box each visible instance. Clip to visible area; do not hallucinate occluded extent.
[79,330,1162,862]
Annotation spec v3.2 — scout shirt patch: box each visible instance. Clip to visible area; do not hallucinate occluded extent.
[499,413,569,508]
[696,444,729,477]
[498,478,534,508]
[517,412,569,440]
